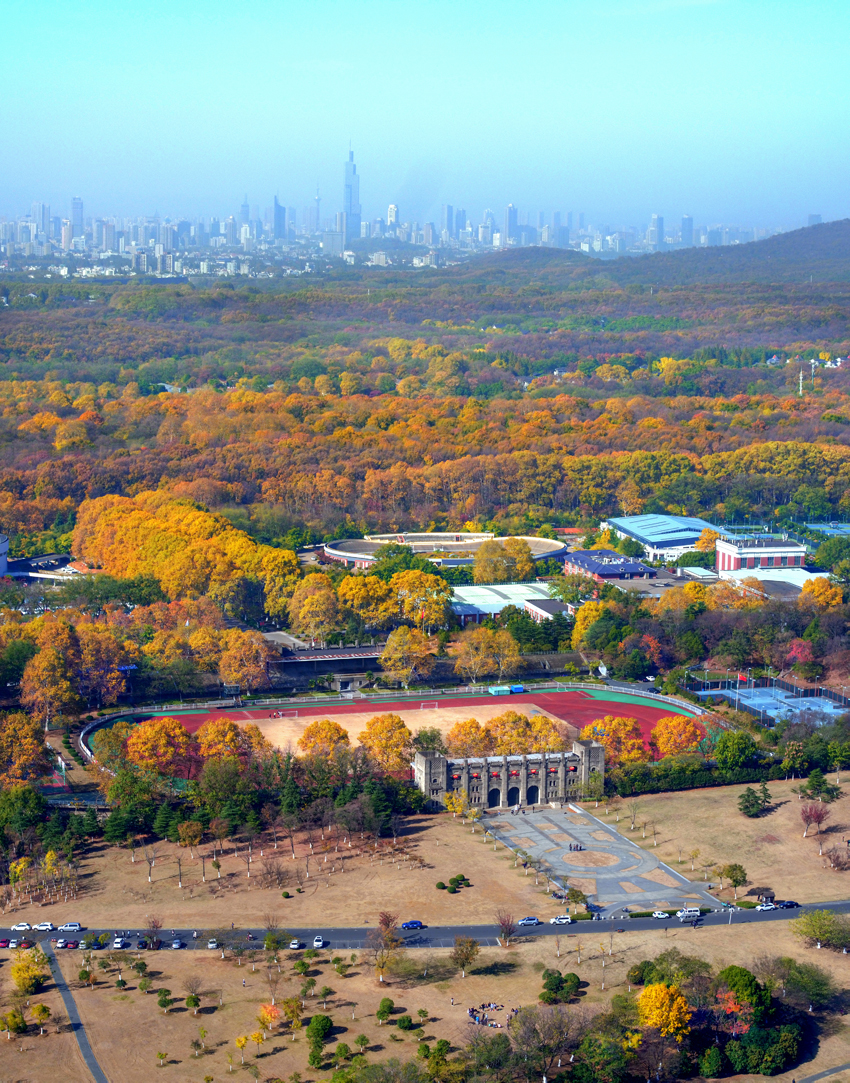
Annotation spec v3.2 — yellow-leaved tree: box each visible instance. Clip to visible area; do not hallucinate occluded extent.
[571,600,604,650]
[638,983,692,1041]
[358,714,414,774]
[650,715,706,758]
[337,576,394,630]
[196,718,243,759]
[695,528,721,552]
[799,578,844,608]
[297,719,351,757]
[379,626,434,688]
[445,718,492,757]
[126,715,191,775]
[579,716,648,767]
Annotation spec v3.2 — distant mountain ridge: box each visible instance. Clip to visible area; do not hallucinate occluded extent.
[454,219,850,286]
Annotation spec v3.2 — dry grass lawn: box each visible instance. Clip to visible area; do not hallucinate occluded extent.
[3,915,846,1083]
[598,777,850,903]
[2,816,568,931]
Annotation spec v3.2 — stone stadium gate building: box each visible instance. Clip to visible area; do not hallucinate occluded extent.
[413,740,605,811]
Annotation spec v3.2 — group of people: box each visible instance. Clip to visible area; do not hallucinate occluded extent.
[568,843,584,852]
[467,1002,506,1027]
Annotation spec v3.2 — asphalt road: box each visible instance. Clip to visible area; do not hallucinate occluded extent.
[8,898,850,952]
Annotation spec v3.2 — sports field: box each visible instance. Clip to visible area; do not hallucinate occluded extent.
[128,688,697,753]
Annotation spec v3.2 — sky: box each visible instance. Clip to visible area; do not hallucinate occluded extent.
[2,0,847,230]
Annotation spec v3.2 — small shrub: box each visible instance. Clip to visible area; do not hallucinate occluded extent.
[397,1015,413,1031]
[447,885,457,894]
[627,960,659,986]
[436,881,446,890]
[282,891,291,898]
[699,1046,723,1078]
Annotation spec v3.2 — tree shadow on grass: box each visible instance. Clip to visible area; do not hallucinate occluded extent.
[469,959,519,978]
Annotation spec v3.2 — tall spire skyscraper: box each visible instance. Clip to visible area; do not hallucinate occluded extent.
[342,150,361,244]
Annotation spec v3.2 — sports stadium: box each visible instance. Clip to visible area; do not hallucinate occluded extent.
[322,531,569,569]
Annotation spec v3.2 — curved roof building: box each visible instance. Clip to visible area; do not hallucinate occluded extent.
[324,532,569,569]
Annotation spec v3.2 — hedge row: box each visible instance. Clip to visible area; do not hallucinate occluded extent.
[610,762,799,797]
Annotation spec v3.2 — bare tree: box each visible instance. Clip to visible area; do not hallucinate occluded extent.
[626,798,643,831]
[265,968,282,1005]
[281,814,299,860]
[495,910,516,947]
[143,844,159,883]
[263,911,281,933]
[262,804,281,849]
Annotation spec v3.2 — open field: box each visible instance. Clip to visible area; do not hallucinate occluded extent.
[0,815,566,931]
[111,688,695,753]
[2,912,847,1083]
[602,777,850,904]
[0,966,90,1082]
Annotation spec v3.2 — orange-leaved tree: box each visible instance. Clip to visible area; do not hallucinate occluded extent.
[358,714,414,774]
[650,715,706,758]
[0,718,52,787]
[579,716,648,767]
[20,648,80,731]
[637,983,692,1041]
[297,720,351,757]
[126,716,191,776]
[196,718,243,759]
[445,718,492,758]
[218,630,275,692]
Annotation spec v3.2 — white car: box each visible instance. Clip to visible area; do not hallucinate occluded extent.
[755,902,777,912]
[34,922,54,932]
[8,939,18,949]
[549,915,572,925]
[313,935,324,948]
[112,937,128,950]
[517,916,540,927]
[207,939,218,950]
[289,938,301,950]
[58,922,82,933]
[55,939,67,949]
[11,922,31,932]
[652,911,670,920]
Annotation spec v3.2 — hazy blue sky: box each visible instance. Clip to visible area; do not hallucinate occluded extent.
[2,0,847,229]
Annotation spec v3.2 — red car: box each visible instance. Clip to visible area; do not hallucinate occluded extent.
[66,940,79,949]
[20,939,34,949]
[0,939,9,948]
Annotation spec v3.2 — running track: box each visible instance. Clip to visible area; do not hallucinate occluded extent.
[129,688,696,746]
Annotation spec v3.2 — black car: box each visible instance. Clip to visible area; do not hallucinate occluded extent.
[778,900,799,909]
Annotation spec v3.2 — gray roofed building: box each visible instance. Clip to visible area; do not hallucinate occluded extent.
[603,513,723,560]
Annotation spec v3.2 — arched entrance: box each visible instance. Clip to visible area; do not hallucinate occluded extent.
[526,784,539,805]
[507,786,520,806]
[488,788,501,808]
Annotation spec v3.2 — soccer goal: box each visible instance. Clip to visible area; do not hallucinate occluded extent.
[276,709,299,719]
[419,701,438,710]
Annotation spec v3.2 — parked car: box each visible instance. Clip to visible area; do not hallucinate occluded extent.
[58,922,82,932]
[66,940,79,950]
[0,939,9,948]
[55,939,67,949]
[289,939,301,950]
[112,937,128,950]
[652,911,670,920]
[401,920,424,930]
[778,900,799,909]
[517,917,540,927]
[20,939,34,949]
[11,922,31,932]
[207,939,218,950]
[312,935,324,948]
[8,939,18,949]
[755,902,777,912]
[34,922,54,932]
[170,940,182,950]
[549,915,572,925]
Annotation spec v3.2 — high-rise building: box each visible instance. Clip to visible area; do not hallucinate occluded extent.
[71,197,84,238]
[537,210,546,230]
[240,196,250,226]
[647,214,665,250]
[455,209,466,235]
[808,214,822,227]
[273,196,286,241]
[343,151,361,244]
[61,220,73,250]
[504,203,518,244]
[681,215,694,247]
[387,204,398,227]
[31,202,49,237]
[441,204,454,238]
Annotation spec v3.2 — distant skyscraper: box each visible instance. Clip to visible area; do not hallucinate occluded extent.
[387,204,398,227]
[240,196,250,226]
[273,196,286,241]
[681,215,694,247]
[71,197,84,238]
[537,211,546,230]
[31,202,49,237]
[553,211,561,230]
[504,203,518,243]
[647,213,664,250]
[441,204,454,238]
[61,220,73,250]
[342,151,361,244]
[808,214,822,227]
[455,209,466,235]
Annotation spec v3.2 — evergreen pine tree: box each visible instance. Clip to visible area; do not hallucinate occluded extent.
[83,807,99,837]
[153,804,172,838]
[281,776,300,815]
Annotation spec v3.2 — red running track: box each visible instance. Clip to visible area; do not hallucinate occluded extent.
[140,690,685,744]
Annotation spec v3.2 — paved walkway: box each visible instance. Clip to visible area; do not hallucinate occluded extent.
[487,803,718,914]
[45,941,109,1083]
[799,1062,850,1083]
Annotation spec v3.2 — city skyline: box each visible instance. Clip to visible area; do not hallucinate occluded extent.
[1,1,847,227]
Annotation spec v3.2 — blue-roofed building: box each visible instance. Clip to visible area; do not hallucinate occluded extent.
[602,514,723,561]
[564,550,656,581]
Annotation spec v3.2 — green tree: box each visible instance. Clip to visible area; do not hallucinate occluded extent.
[715,731,759,770]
